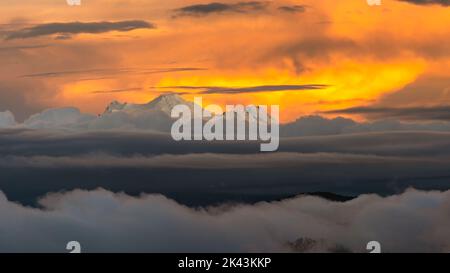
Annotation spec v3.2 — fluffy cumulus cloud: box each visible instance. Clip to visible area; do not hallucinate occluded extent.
[0,188,448,253]
[22,107,95,129]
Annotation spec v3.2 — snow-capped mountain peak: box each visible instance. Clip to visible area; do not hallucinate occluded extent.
[145,94,194,114]
[103,94,195,116]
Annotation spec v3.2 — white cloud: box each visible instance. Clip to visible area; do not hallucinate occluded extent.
[0,188,448,253]
[22,107,95,129]
[0,111,16,128]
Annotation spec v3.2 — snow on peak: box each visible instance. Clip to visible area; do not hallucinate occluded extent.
[146,94,194,114]
[104,101,127,114]
[149,93,186,105]
[103,94,194,116]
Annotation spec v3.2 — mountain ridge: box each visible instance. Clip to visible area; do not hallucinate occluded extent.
[2,94,450,135]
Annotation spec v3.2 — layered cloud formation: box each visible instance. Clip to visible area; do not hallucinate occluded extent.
[1,128,449,207]
[0,1,449,254]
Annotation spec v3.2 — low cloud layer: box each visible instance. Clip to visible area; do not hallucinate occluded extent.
[6,20,155,40]
[0,152,444,170]
[0,188,448,253]
[1,129,450,206]
[3,129,450,157]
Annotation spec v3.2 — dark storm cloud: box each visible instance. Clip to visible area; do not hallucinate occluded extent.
[278,5,308,13]
[158,84,329,94]
[174,1,269,17]
[5,20,155,40]
[325,105,450,121]
[397,0,450,6]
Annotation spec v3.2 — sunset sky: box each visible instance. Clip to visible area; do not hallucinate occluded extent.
[0,0,449,122]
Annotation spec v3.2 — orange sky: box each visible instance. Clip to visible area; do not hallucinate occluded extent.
[0,0,449,122]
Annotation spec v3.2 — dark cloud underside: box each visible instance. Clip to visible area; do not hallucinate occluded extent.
[278,5,308,13]
[159,84,329,94]
[6,20,155,40]
[174,1,269,17]
[325,105,450,121]
[397,0,450,6]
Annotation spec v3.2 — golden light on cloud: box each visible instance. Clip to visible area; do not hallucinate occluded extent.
[153,57,426,122]
[0,0,449,121]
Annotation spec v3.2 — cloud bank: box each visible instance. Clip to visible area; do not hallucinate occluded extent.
[0,188,448,253]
